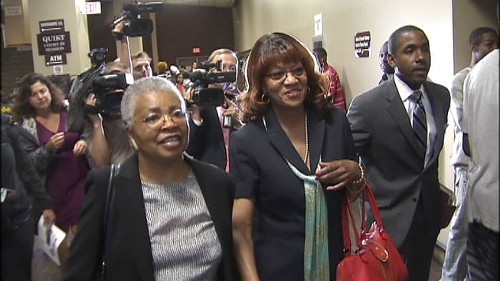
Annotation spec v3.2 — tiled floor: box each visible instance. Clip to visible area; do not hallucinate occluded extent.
[32,236,62,281]
[31,235,445,281]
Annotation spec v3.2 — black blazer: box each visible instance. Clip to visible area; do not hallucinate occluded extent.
[347,78,450,246]
[230,106,356,280]
[62,154,240,281]
[187,106,236,170]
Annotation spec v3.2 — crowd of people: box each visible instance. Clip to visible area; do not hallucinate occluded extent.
[1,22,498,281]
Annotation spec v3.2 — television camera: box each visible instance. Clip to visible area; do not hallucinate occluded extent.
[84,73,134,116]
[188,60,236,107]
[111,1,164,38]
[70,48,133,120]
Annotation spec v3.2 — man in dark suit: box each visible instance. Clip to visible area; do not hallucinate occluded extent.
[347,25,450,281]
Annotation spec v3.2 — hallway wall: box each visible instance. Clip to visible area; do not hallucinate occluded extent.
[232,0,498,248]
[234,0,455,106]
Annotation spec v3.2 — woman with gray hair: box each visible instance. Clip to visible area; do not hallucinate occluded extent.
[63,77,240,281]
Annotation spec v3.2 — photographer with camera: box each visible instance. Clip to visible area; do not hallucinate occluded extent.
[112,21,152,81]
[83,62,134,168]
[111,2,162,81]
[185,48,241,172]
[76,2,163,168]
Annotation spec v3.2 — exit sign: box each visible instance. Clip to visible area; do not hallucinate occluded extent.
[81,2,101,15]
[192,47,201,54]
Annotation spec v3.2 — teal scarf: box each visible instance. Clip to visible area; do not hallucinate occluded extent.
[286,160,330,281]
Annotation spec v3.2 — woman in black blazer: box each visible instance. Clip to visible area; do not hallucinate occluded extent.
[230,33,366,281]
[63,77,240,281]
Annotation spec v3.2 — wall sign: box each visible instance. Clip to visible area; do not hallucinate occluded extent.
[45,53,67,66]
[4,6,22,16]
[37,32,72,55]
[314,13,323,37]
[39,19,65,33]
[354,31,371,58]
[37,19,71,66]
[53,65,64,76]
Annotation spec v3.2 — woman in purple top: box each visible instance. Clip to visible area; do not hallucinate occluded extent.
[12,73,89,233]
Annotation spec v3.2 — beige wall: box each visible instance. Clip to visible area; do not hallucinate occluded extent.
[452,0,498,72]
[26,0,91,76]
[233,0,498,248]
[234,0,455,187]
[3,0,31,45]
[234,0,457,105]
[233,0,497,189]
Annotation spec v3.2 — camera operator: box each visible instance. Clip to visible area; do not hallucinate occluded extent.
[185,48,241,172]
[83,62,134,168]
[82,2,163,168]
[112,21,152,81]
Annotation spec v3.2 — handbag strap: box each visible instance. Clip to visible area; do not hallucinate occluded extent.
[341,187,365,255]
[99,163,120,280]
[363,184,384,228]
[342,183,384,255]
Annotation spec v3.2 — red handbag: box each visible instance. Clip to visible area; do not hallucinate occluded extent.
[337,184,409,281]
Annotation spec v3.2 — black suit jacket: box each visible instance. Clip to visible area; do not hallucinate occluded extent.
[230,106,356,280]
[62,154,240,281]
[187,106,236,170]
[347,78,450,246]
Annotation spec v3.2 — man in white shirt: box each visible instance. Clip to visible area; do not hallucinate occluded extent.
[441,27,498,281]
[462,49,499,281]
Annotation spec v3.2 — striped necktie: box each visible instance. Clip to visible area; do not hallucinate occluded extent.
[410,90,427,156]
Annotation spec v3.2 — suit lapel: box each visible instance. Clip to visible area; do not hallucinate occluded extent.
[114,156,155,281]
[384,80,425,161]
[424,82,446,167]
[264,109,311,175]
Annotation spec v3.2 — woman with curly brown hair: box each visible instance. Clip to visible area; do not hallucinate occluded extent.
[12,73,89,237]
[230,32,365,281]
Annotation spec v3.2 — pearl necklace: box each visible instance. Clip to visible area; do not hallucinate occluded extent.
[304,114,309,166]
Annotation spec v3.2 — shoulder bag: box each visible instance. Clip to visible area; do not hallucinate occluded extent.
[336,184,409,281]
[97,164,120,281]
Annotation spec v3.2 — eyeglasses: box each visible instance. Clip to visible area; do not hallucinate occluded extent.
[264,66,306,81]
[139,109,189,129]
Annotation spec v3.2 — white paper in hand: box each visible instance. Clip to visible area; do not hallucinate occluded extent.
[37,216,66,266]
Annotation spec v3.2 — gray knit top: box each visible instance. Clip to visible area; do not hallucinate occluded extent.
[141,172,222,281]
